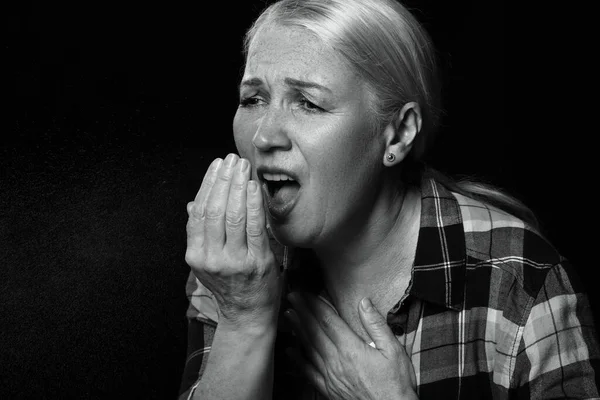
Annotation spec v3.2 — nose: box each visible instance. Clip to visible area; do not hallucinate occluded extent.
[252,106,292,152]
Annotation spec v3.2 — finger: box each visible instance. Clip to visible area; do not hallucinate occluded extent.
[204,153,239,249]
[358,297,399,357]
[195,158,223,203]
[284,309,326,372]
[285,347,328,397]
[245,179,270,257]
[225,158,250,249]
[187,158,223,221]
[185,158,223,253]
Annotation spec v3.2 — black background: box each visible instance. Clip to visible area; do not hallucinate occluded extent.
[1,1,593,399]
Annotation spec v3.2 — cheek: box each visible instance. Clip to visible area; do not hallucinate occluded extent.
[311,125,376,176]
[307,145,358,195]
[233,111,255,159]
[307,131,379,199]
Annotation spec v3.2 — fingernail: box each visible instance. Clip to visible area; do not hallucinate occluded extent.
[213,158,223,170]
[248,180,258,193]
[240,159,250,172]
[225,153,237,167]
[360,297,373,311]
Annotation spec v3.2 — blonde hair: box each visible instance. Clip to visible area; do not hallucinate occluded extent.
[243,0,539,228]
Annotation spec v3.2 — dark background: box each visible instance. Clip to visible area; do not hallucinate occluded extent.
[1,1,593,399]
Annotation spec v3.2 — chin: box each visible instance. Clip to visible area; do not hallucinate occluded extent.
[268,222,314,249]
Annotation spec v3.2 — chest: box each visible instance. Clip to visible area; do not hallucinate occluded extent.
[332,277,412,344]
[286,265,410,342]
[276,297,512,400]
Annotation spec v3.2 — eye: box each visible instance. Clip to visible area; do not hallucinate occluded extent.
[239,96,264,108]
[298,96,323,113]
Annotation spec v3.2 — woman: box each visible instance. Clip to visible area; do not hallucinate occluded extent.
[179,0,599,399]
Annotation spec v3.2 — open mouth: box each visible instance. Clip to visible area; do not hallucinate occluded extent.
[265,180,301,197]
[258,172,302,219]
[260,172,301,198]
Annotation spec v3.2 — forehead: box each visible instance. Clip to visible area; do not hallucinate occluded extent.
[244,24,355,85]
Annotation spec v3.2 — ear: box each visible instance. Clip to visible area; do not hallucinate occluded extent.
[382,102,422,166]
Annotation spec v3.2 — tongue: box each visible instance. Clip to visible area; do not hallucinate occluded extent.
[273,183,300,204]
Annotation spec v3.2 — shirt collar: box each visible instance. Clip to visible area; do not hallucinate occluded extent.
[409,176,467,311]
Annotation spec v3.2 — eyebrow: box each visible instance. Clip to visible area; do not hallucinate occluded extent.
[284,78,332,94]
[239,77,332,95]
[239,77,262,90]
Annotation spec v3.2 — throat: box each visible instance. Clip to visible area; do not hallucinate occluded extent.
[317,186,421,323]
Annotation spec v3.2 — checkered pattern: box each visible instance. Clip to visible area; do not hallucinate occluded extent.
[179,177,600,399]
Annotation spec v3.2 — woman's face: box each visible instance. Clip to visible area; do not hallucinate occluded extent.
[233,24,385,248]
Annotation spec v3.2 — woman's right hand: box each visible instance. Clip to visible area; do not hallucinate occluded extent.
[185,153,283,330]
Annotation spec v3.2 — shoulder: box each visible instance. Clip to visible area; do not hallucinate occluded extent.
[452,191,565,310]
[453,191,561,268]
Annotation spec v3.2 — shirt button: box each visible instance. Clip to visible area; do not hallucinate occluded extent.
[390,323,404,336]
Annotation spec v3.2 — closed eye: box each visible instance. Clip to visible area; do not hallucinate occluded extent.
[239,96,264,108]
[239,94,325,113]
[298,96,324,113]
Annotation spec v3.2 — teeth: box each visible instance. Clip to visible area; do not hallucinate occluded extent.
[263,173,295,182]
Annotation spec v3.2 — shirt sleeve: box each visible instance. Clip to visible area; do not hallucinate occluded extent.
[514,259,600,399]
[178,271,218,399]
[178,318,215,399]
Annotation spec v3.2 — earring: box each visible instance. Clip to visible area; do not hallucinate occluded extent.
[386,153,395,162]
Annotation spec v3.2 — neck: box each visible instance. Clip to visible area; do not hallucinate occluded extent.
[313,180,421,310]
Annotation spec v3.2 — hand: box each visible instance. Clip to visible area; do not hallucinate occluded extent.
[185,153,284,330]
[285,292,418,400]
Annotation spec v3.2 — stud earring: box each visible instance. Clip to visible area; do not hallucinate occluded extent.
[386,153,395,162]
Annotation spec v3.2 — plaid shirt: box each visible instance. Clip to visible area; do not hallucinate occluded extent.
[179,177,600,399]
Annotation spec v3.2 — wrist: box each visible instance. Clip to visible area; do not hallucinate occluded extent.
[217,314,279,338]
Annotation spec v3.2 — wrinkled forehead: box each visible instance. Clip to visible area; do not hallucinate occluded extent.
[247,24,326,57]
[243,24,349,82]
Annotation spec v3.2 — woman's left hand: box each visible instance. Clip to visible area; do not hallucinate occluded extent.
[285,292,418,400]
